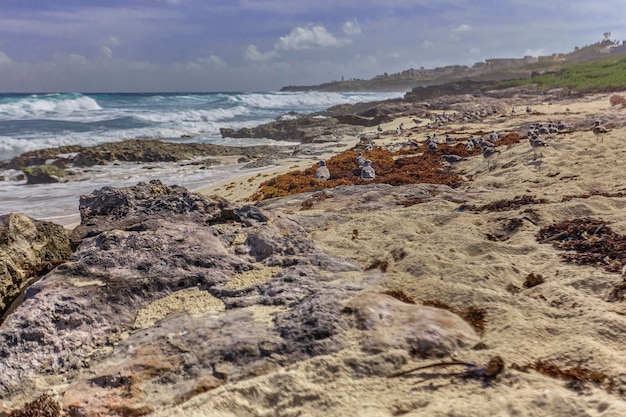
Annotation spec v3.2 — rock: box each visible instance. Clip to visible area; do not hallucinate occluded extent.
[22,165,67,184]
[242,158,277,169]
[0,180,360,403]
[0,213,72,317]
[220,115,362,143]
[345,293,480,357]
[1,139,294,172]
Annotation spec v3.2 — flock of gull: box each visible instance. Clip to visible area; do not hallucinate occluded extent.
[313,105,612,181]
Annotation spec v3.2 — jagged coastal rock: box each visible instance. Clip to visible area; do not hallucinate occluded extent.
[0,180,479,415]
[0,213,72,317]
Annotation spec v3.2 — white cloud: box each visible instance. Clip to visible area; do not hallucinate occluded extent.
[243,45,280,61]
[343,20,361,36]
[191,55,227,70]
[470,47,481,54]
[422,40,434,48]
[0,51,12,65]
[451,24,472,41]
[101,46,113,59]
[68,54,87,65]
[524,48,547,57]
[106,36,121,47]
[275,25,346,51]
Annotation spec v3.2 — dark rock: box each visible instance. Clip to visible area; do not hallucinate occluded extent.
[1,139,294,172]
[242,158,277,169]
[0,181,360,399]
[22,165,67,184]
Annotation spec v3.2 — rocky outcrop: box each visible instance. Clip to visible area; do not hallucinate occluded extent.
[22,165,69,184]
[0,213,72,318]
[0,181,479,415]
[220,114,364,143]
[0,139,293,171]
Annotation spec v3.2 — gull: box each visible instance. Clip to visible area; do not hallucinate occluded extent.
[360,159,375,180]
[356,151,367,168]
[529,136,548,159]
[481,146,501,170]
[442,154,467,172]
[315,160,331,180]
[592,121,609,142]
[445,134,455,144]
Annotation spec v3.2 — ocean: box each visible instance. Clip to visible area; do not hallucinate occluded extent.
[0,91,403,224]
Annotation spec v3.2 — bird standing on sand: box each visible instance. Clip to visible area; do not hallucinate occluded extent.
[315,160,330,180]
[592,121,609,142]
[529,136,548,159]
[361,159,375,180]
[356,151,366,168]
[442,154,467,172]
[481,146,501,170]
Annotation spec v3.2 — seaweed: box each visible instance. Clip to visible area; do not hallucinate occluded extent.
[388,355,505,382]
[365,259,389,272]
[300,190,333,210]
[422,300,487,336]
[460,195,548,213]
[523,273,545,288]
[383,289,416,304]
[537,217,626,274]
[7,394,60,417]
[512,360,611,392]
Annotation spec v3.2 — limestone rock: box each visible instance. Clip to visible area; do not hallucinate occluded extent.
[345,293,480,357]
[0,180,360,403]
[0,213,72,317]
[21,165,68,184]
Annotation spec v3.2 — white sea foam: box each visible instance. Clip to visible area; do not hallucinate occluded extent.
[238,91,403,110]
[0,94,102,120]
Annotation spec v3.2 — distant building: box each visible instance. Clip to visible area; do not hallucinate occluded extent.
[485,58,527,69]
[607,41,626,56]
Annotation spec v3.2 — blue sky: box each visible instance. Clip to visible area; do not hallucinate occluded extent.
[0,0,623,92]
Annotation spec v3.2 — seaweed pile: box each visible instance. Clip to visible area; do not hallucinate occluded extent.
[251,133,522,201]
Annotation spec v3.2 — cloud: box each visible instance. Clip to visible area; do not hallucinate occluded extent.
[243,45,279,61]
[191,55,227,70]
[470,47,481,54]
[524,48,547,57]
[275,25,347,51]
[0,51,12,65]
[343,20,361,36]
[422,40,434,48]
[451,24,472,41]
[101,46,113,59]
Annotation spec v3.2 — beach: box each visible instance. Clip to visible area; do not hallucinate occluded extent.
[182,93,626,416]
[2,91,626,416]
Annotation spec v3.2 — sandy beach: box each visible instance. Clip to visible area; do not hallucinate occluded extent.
[179,93,626,416]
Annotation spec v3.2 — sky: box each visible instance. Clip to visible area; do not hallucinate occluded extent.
[0,0,624,93]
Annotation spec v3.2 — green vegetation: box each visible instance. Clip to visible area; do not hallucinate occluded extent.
[496,56,626,93]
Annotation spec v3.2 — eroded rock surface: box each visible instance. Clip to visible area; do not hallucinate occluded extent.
[0,213,72,317]
[0,181,478,416]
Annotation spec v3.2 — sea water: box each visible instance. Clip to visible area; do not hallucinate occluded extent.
[0,91,403,224]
